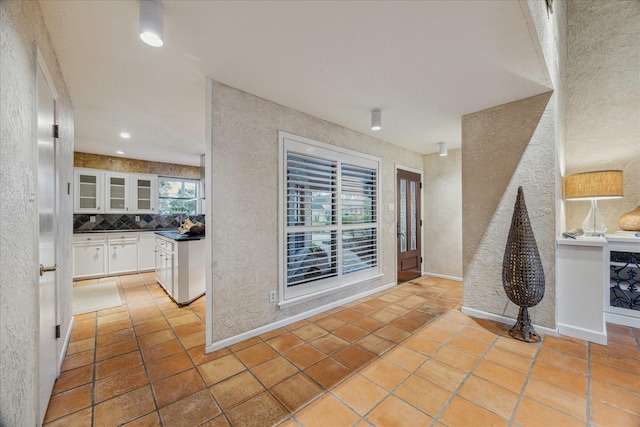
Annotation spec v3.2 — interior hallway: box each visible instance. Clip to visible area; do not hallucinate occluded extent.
[44,274,640,426]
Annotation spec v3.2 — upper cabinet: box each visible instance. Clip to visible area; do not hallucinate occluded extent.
[130,174,158,214]
[105,172,130,213]
[74,168,104,213]
[73,168,158,214]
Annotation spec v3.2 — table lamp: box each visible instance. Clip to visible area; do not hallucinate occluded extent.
[565,170,623,236]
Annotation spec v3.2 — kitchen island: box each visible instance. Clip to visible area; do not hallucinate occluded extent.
[154,231,205,306]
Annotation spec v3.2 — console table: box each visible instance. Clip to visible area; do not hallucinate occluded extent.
[556,235,640,345]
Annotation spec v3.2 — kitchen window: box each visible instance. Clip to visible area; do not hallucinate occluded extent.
[158,177,200,215]
[280,132,380,302]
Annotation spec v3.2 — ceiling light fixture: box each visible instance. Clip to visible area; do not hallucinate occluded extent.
[120,132,131,139]
[116,150,125,155]
[371,109,382,131]
[139,0,164,47]
[438,141,448,156]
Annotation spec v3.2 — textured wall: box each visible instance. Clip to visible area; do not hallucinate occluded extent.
[0,0,74,425]
[565,0,640,232]
[423,148,462,279]
[462,93,557,329]
[208,81,423,343]
[74,152,200,179]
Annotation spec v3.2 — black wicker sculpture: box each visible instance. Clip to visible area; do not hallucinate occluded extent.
[502,186,545,343]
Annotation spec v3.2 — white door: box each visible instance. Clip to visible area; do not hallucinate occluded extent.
[37,56,58,425]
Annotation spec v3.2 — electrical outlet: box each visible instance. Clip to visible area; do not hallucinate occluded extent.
[90,216,96,223]
[269,290,277,303]
[135,216,140,222]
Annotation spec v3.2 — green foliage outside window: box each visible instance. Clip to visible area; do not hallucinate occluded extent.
[158,177,199,215]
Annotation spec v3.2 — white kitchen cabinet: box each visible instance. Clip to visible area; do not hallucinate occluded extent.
[155,233,205,305]
[74,168,159,214]
[155,237,175,294]
[105,172,130,213]
[138,232,156,271]
[107,234,138,274]
[73,234,106,278]
[74,168,104,213]
[73,231,159,278]
[130,174,157,214]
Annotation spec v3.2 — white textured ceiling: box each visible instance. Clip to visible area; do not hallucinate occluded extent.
[40,0,551,167]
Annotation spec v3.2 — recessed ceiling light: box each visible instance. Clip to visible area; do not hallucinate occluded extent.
[116,150,125,155]
[120,132,131,139]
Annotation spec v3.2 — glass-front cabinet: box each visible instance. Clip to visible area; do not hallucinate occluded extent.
[74,168,104,213]
[105,172,130,213]
[130,174,157,214]
[73,168,160,214]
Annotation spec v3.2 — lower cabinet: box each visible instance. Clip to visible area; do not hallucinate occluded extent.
[155,235,205,305]
[73,235,106,279]
[73,231,159,279]
[138,233,156,271]
[155,237,175,295]
[107,234,138,275]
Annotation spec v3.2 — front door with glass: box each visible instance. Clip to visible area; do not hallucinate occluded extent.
[396,169,422,283]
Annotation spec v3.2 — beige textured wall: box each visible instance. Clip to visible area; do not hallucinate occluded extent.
[208,81,423,343]
[565,0,640,232]
[1,0,74,424]
[74,152,200,179]
[423,149,462,279]
[460,0,565,331]
[462,93,557,329]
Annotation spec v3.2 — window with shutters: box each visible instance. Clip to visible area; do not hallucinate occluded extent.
[280,132,380,302]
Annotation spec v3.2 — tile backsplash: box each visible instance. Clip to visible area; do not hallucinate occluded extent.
[73,214,205,232]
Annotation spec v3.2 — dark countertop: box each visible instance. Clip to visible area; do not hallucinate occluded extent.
[154,231,205,241]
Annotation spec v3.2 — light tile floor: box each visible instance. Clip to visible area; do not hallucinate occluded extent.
[44,273,640,426]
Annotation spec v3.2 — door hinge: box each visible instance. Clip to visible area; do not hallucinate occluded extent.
[55,324,61,339]
[419,182,422,189]
[420,257,423,264]
[420,219,423,226]
[53,124,59,138]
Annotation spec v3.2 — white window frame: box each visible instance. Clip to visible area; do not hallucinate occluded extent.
[157,176,202,215]
[278,131,381,306]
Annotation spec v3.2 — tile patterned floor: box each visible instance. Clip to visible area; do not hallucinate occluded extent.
[44,273,640,426]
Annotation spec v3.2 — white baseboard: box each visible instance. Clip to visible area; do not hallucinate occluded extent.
[58,317,74,375]
[422,272,462,282]
[206,281,397,353]
[557,322,607,345]
[605,312,640,329]
[461,306,559,337]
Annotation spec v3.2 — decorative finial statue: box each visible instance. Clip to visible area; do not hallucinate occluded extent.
[502,186,545,342]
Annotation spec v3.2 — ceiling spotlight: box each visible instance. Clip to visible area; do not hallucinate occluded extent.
[120,132,131,139]
[438,141,448,156]
[371,109,382,131]
[116,150,125,155]
[139,0,164,47]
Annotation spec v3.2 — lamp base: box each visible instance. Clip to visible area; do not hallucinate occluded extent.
[582,198,607,236]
